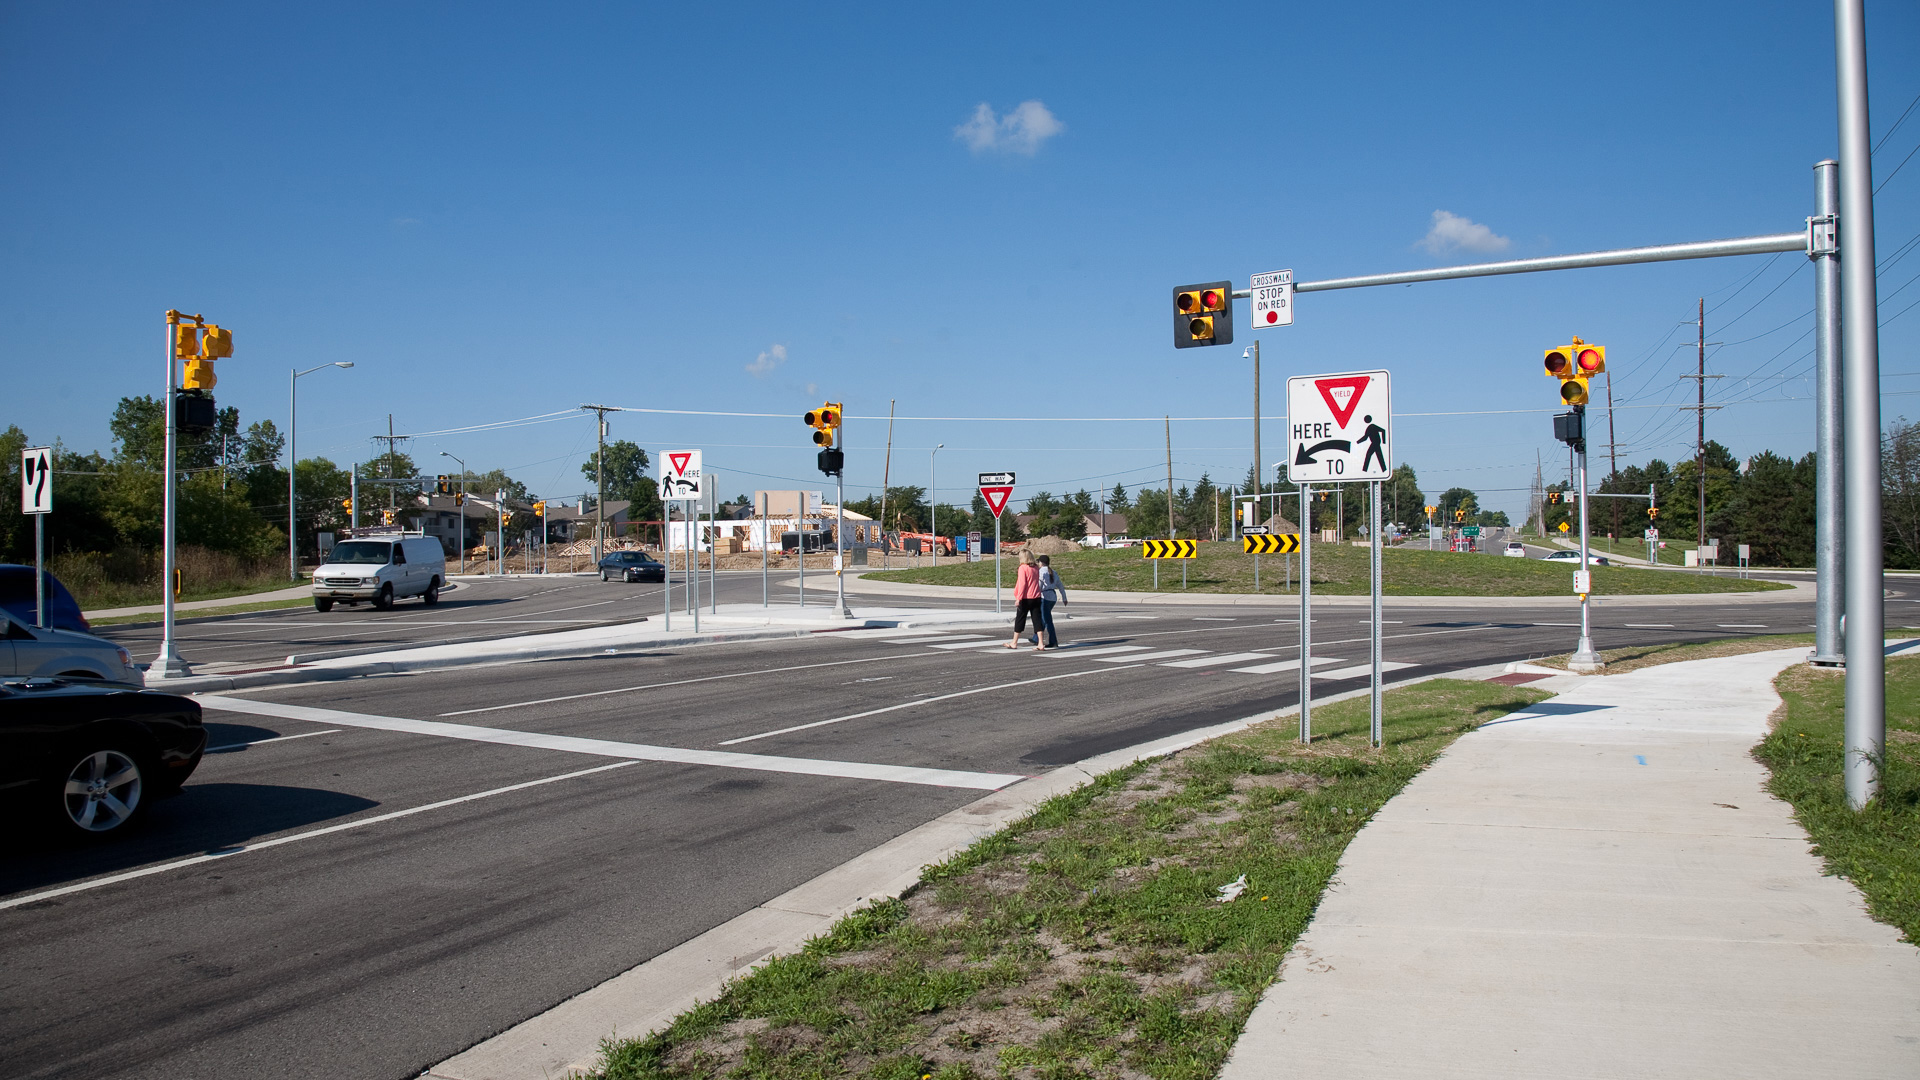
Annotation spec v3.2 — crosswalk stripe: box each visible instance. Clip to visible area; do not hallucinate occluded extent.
[1316,661,1416,680]
[925,638,1013,650]
[1158,652,1277,669]
[1043,644,1149,658]
[1094,648,1207,663]
[1228,656,1349,675]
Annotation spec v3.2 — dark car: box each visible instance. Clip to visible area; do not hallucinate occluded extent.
[0,678,205,837]
[0,565,88,633]
[598,551,666,582]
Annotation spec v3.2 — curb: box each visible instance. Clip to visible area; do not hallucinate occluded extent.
[425,664,1506,1080]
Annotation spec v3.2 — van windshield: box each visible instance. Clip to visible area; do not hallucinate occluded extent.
[329,541,395,565]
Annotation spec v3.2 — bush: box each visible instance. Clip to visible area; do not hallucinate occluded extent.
[50,545,289,610]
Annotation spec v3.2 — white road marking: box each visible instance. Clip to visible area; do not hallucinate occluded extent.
[1113,616,1158,620]
[925,638,1016,650]
[206,729,342,752]
[1227,656,1349,675]
[1625,623,1677,628]
[198,696,1025,790]
[1095,648,1206,663]
[438,655,903,716]
[1315,661,1417,680]
[1718,624,1768,628]
[719,665,1141,746]
[1192,617,1237,621]
[1042,645,1150,658]
[0,761,639,912]
[1158,652,1276,669]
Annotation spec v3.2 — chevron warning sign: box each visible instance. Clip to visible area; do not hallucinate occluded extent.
[1140,540,1197,559]
[1242,533,1300,554]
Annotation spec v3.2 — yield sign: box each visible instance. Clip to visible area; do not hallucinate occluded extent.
[979,485,1014,518]
[667,452,693,476]
[1315,375,1371,429]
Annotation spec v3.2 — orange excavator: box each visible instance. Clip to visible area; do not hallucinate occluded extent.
[894,530,956,555]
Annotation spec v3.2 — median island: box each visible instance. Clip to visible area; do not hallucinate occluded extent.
[860,542,1791,597]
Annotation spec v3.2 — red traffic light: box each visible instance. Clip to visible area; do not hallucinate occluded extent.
[1576,345,1606,374]
[1201,289,1223,310]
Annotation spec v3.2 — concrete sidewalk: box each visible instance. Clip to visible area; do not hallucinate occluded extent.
[1219,643,1920,1080]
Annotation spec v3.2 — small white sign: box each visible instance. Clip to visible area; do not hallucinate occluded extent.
[977,471,1015,486]
[1573,569,1591,595]
[20,446,52,515]
[1286,370,1391,483]
[660,449,703,501]
[1250,270,1294,329]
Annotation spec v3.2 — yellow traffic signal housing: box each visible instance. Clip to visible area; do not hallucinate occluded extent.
[381,508,395,525]
[175,325,202,360]
[1559,377,1590,406]
[1648,506,1660,519]
[182,359,217,390]
[341,497,354,511]
[200,325,233,359]
[1574,343,1605,376]
[1544,346,1574,379]
[804,402,842,447]
[1173,282,1233,348]
[533,500,547,517]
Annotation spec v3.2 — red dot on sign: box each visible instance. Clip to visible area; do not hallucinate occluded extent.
[1266,311,1278,323]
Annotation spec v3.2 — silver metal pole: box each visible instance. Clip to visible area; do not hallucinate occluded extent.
[797,491,806,608]
[836,470,849,617]
[288,367,298,580]
[1811,160,1845,666]
[1299,481,1312,743]
[662,501,671,632]
[154,315,188,678]
[1835,0,1884,809]
[709,495,717,615]
[1571,429,1603,670]
[994,512,1002,612]
[1370,480,1383,747]
[351,469,359,533]
[692,501,700,628]
[35,513,45,628]
[761,493,768,608]
[1253,341,1262,593]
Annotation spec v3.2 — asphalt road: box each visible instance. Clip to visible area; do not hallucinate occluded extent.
[2,589,1882,1080]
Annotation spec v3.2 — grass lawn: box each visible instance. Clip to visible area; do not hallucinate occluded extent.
[863,543,1790,597]
[1553,534,1687,566]
[1531,628,1920,674]
[1755,655,1920,944]
[86,595,313,627]
[72,576,304,612]
[586,678,1551,1080]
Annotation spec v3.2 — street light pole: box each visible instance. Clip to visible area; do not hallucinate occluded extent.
[440,451,467,575]
[290,362,354,579]
[930,443,943,566]
[154,311,190,679]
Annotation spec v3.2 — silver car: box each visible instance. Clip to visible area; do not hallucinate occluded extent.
[2,612,142,686]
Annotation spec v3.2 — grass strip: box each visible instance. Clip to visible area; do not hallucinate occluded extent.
[1754,656,1920,943]
[585,678,1550,1080]
[864,543,1789,597]
[87,596,314,627]
[1530,628,1920,674]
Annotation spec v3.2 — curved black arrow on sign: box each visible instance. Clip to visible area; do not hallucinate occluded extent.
[1294,439,1352,466]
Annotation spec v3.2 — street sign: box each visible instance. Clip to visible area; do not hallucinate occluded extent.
[1573,569,1591,595]
[1243,533,1300,554]
[1557,521,1571,533]
[977,471,1015,486]
[1250,270,1294,328]
[1645,528,1659,540]
[1141,540,1197,559]
[660,449,703,501]
[978,473,1014,518]
[1462,526,1481,538]
[1241,524,1271,535]
[1286,369,1391,482]
[20,446,52,514]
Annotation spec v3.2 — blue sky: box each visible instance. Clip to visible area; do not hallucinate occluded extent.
[4,2,1918,524]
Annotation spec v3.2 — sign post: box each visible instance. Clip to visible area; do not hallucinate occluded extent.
[662,450,704,630]
[1289,369,1393,745]
[979,472,1014,614]
[20,446,52,628]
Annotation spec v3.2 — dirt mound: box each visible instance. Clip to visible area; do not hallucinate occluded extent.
[1024,535,1082,555]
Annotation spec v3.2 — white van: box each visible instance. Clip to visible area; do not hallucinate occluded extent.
[311,536,447,612]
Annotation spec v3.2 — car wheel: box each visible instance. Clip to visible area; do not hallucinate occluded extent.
[601,570,611,581]
[372,583,394,611]
[422,578,440,605]
[314,597,334,612]
[51,744,150,838]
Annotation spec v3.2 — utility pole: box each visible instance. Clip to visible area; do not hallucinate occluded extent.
[879,399,894,569]
[370,414,412,511]
[580,404,623,565]
[1165,416,1175,539]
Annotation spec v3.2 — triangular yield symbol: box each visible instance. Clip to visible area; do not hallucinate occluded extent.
[980,486,1013,516]
[668,452,693,476]
[1315,376,1371,429]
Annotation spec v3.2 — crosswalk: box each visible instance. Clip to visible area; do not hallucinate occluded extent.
[842,628,1416,680]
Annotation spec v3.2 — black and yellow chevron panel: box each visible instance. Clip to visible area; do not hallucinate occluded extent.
[1241,533,1300,554]
[1140,540,1197,559]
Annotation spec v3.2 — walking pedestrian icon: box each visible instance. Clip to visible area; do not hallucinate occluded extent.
[1286,370,1392,483]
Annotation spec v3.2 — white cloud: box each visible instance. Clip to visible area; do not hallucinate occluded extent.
[954,100,1064,155]
[744,343,787,378]
[1419,210,1511,255]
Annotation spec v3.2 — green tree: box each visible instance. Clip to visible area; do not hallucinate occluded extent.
[294,457,353,553]
[1888,417,1920,570]
[1131,487,1170,539]
[1437,487,1478,524]
[1106,483,1131,515]
[1382,464,1422,529]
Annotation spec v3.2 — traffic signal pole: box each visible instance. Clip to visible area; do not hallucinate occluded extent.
[1570,419,1603,672]
[1810,159,1845,668]
[153,312,193,680]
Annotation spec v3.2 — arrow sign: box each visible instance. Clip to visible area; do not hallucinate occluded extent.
[979,485,1013,518]
[1293,439,1351,466]
[1287,369,1392,482]
[20,446,52,515]
[977,471,1015,486]
[660,448,703,500]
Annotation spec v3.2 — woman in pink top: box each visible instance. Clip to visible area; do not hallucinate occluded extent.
[1006,549,1046,650]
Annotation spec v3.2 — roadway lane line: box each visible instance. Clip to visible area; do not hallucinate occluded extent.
[1718,624,1768,628]
[1228,656,1348,675]
[1625,623,1677,628]
[197,696,1025,790]
[206,729,342,752]
[0,761,639,913]
[438,655,905,717]
[1158,652,1275,669]
[1041,645,1150,658]
[718,666,1142,746]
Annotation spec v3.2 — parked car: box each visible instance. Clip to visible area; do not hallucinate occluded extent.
[1503,542,1527,558]
[0,677,204,837]
[0,564,88,632]
[311,536,447,611]
[1543,550,1611,566]
[2,610,141,685]
[598,551,666,582]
